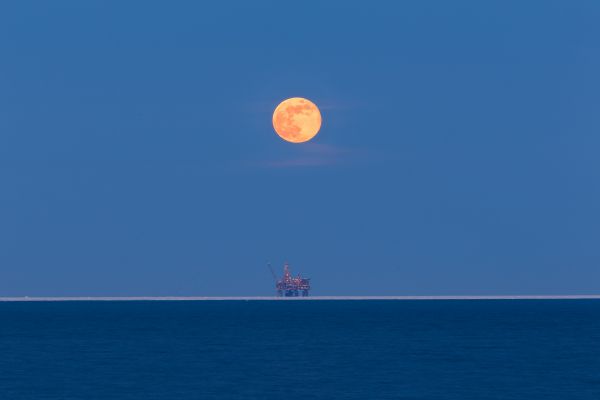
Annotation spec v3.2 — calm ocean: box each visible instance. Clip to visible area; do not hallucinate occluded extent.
[0,300,599,399]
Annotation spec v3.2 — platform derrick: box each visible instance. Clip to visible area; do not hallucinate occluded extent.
[268,262,311,297]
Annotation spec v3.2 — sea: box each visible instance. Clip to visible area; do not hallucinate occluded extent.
[0,300,599,400]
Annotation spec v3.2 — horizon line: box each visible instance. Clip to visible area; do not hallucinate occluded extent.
[1,295,600,302]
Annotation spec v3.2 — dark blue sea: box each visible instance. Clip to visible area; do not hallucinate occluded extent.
[1,300,599,399]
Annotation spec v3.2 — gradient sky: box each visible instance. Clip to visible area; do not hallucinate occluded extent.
[1,1,599,296]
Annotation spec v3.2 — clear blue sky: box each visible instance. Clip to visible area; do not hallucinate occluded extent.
[0,1,598,296]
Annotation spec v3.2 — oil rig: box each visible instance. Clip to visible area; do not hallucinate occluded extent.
[268,262,311,297]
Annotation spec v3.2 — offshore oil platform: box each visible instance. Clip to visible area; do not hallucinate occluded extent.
[268,262,311,297]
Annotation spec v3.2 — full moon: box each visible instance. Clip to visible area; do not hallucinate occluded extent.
[272,97,322,143]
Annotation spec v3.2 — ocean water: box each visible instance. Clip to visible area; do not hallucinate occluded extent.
[0,300,599,399]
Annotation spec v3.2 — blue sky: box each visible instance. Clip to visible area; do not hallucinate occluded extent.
[0,1,599,295]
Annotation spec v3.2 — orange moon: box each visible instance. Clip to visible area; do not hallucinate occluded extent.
[272,97,322,143]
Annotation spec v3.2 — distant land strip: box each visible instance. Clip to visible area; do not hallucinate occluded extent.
[1,296,600,301]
